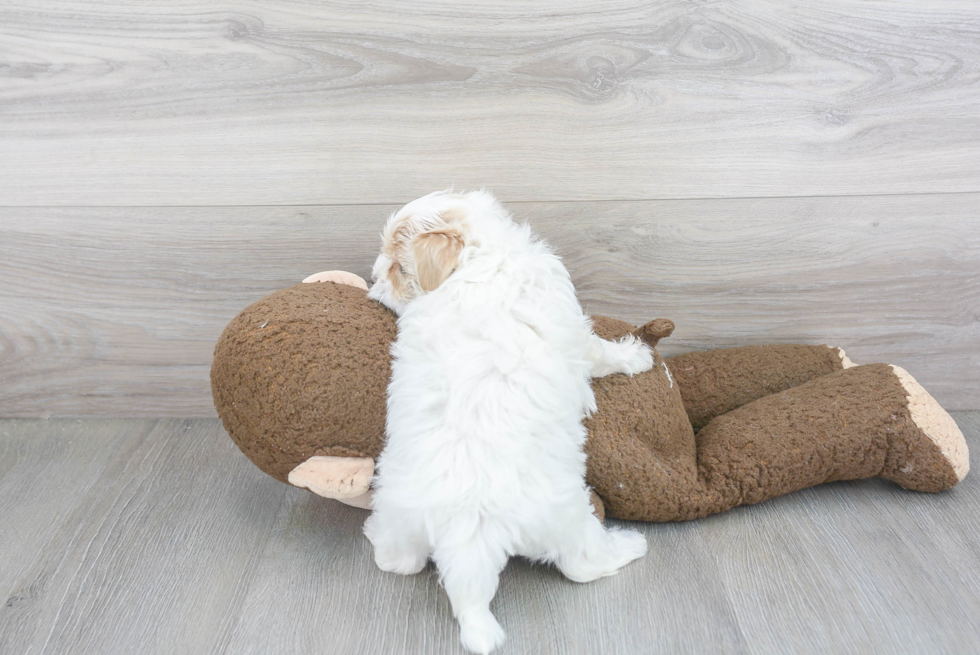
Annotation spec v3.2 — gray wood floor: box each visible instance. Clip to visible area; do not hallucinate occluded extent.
[1,415,978,655]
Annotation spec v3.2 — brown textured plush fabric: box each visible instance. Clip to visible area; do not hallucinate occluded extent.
[588,489,605,523]
[212,284,963,521]
[694,364,960,512]
[590,315,637,342]
[585,362,959,522]
[667,345,845,431]
[585,347,698,522]
[211,282,394,482]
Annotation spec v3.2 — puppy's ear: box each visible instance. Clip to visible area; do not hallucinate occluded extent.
[412,228,464,291]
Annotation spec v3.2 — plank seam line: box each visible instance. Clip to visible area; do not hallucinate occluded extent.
[1,190,978,210]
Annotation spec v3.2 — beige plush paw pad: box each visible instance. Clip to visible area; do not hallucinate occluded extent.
[288,455,375,498]
[835,347,856,369]
[302,270,369,290]
[891,365,970,482]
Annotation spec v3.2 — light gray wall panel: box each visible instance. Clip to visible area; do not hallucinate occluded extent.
[1,194,976,416]
[1,0,978,205]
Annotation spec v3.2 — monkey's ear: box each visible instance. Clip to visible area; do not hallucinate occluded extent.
[631,319,675,348]
[412,228,465,291]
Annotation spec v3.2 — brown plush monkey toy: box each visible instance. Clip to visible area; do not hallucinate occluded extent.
[211,271,969,521]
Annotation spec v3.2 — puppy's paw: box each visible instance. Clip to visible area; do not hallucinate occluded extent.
[374,549,428,576]
[621,342,655,376]
[590,336,655,378]
[458,609,506,654]
[364,515,428,575]
[607,528,648,566]
[559,528,648,583]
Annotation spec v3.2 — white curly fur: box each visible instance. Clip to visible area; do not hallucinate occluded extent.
[365,190,651,654]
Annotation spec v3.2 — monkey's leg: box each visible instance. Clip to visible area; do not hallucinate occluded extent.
[690,363,968,520]
[666,344,854,431]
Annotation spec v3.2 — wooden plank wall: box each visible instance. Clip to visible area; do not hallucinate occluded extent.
[1,0,978,415]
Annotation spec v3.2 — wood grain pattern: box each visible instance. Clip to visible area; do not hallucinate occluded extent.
[0,419,294,655]
[2,194,976,417]
[0,416,977,653]
[1,0,979,205]
[701,475,980,653]
[0,420,149,602]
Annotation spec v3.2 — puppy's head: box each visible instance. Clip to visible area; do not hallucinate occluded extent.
[367,192,471,314]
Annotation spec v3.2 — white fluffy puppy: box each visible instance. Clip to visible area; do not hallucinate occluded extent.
[365,190,652,654]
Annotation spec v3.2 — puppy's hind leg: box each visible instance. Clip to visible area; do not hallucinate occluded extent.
[556,514,648,583]
[588,333,654,378]
[363,509,430,575]
[433,539,508,654]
